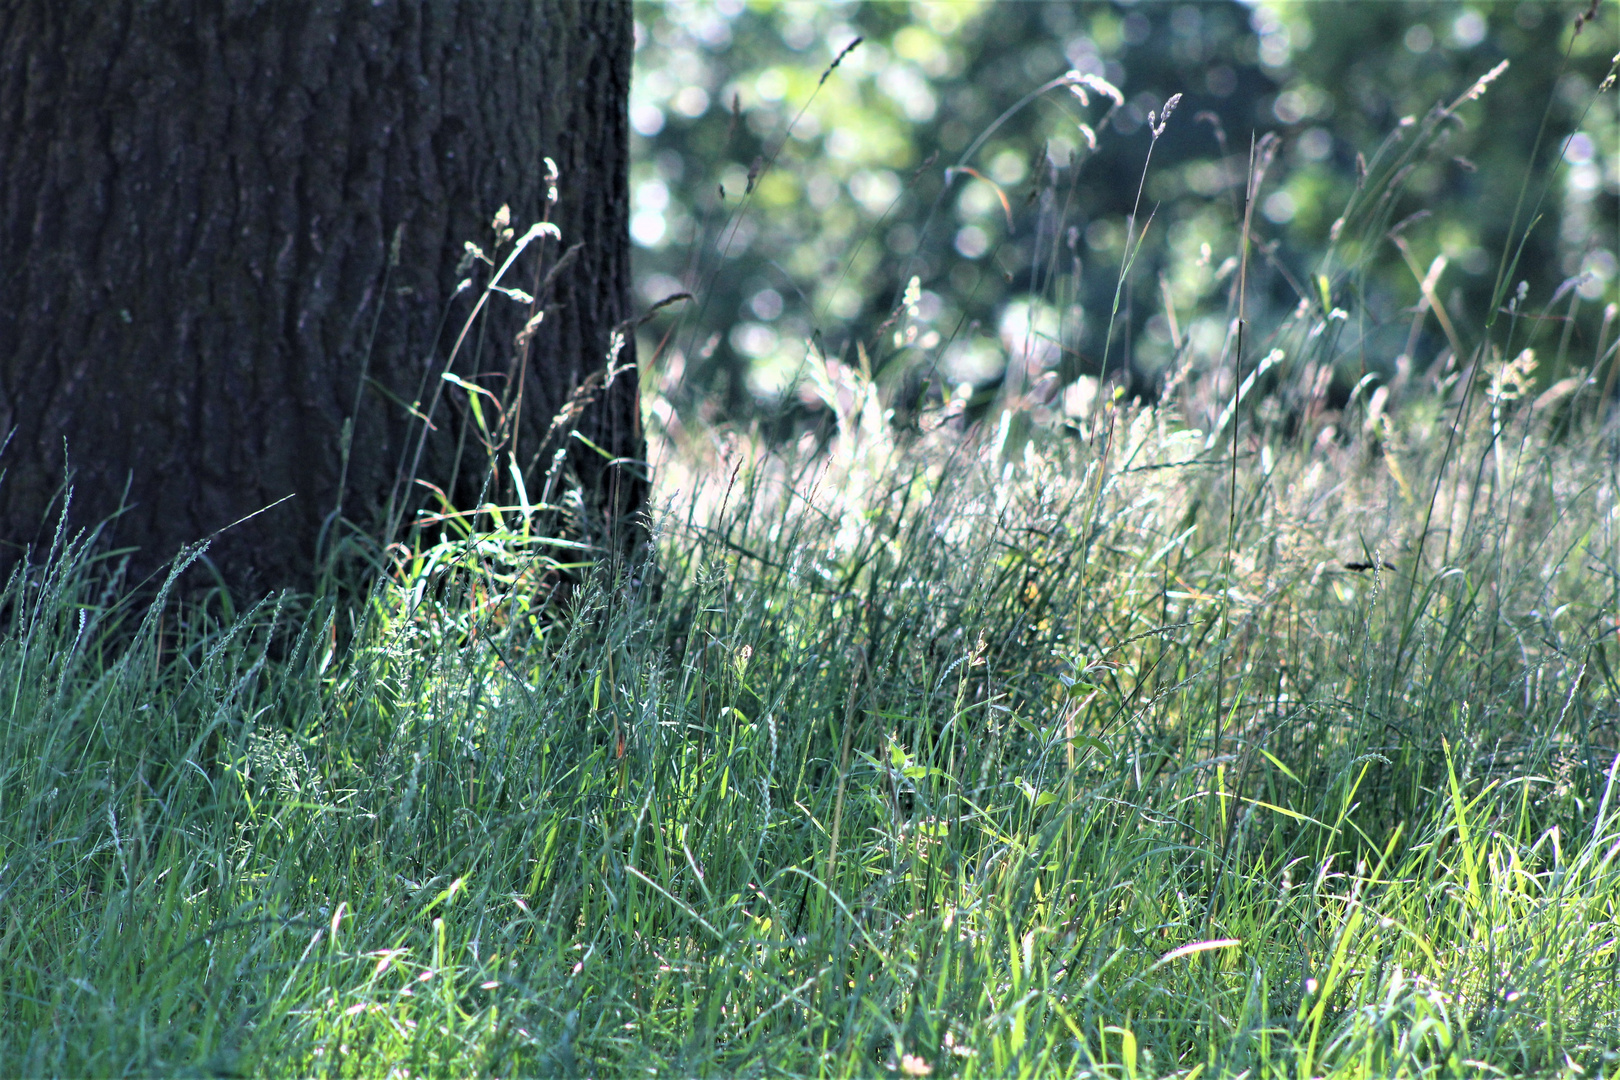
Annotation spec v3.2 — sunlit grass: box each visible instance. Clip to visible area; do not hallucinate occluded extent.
[3,333,1619,1075]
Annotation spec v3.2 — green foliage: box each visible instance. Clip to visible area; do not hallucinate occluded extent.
[631,0,1615,428]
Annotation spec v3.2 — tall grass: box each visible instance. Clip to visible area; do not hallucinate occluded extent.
[5,327,1619,1076]
[3,55,1619,1080]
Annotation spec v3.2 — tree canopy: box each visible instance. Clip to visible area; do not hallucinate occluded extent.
[629,0,1616,430]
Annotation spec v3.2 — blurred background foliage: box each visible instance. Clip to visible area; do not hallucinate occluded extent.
[627,0,1617,438]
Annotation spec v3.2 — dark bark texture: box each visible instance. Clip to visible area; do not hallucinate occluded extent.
[0,0,644,597]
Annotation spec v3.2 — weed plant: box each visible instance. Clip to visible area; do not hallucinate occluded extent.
[2,49,1619,1080]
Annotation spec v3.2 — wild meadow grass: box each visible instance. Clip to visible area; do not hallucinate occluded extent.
[4,52,1619,1080]
[4,330,1620,1077]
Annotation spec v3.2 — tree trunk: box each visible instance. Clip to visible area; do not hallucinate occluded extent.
[0,0,645,599]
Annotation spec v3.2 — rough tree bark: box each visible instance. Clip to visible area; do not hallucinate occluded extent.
[0,0,645,598]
